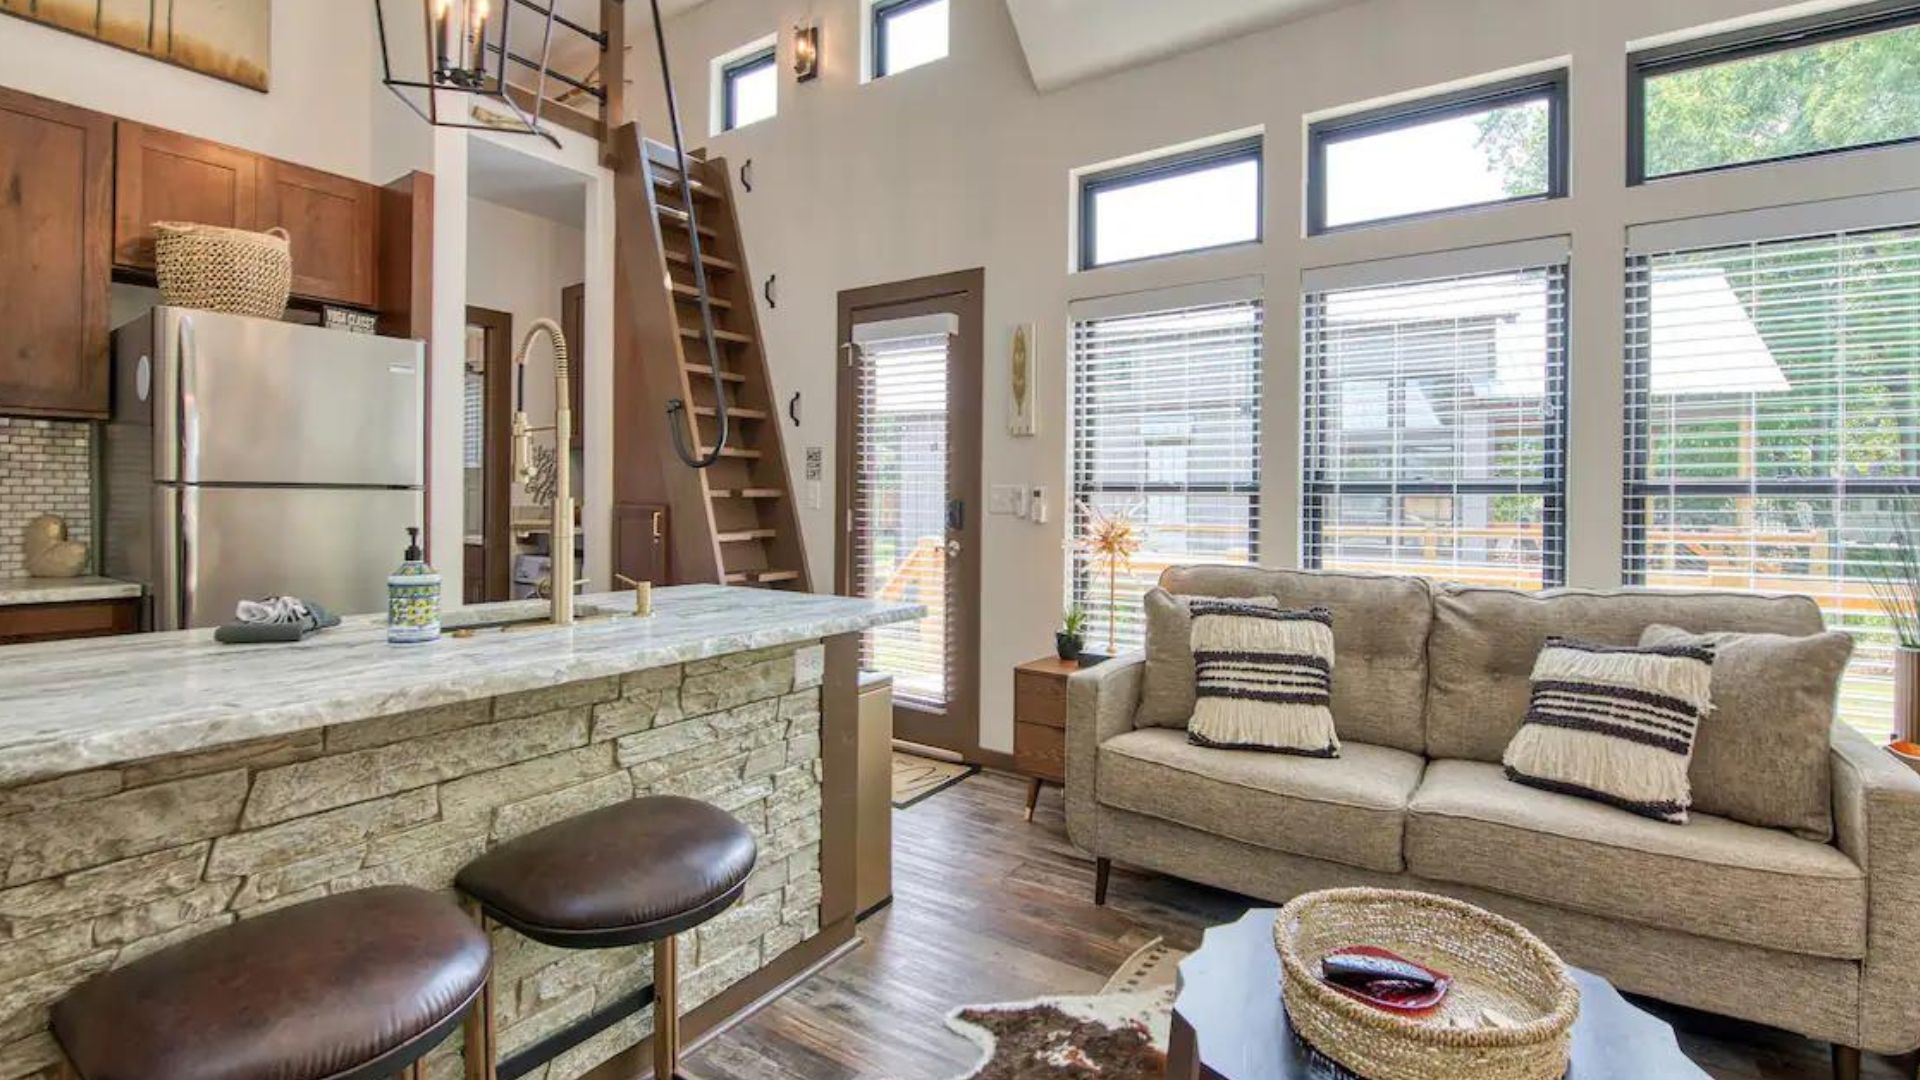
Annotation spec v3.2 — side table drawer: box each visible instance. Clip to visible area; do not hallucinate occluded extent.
[1013,668,1067,729]
[1014,721,1066,784]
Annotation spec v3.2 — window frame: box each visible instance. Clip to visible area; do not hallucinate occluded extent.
[1299,257,1572,588]
[720,45,778,132]
[871,0,948,80]
[1077,135,1265,272]
[1628,0,1920,184]
[1306,70,1569,236]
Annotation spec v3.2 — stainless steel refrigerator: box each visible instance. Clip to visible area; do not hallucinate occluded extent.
[105,308,425,630]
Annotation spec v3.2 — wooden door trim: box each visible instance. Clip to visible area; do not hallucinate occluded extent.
[834,268,986,759]
[467,306,515,602]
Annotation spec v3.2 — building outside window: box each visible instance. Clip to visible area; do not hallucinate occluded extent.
[872,0,949,79]
[1078,135,1263,270]
[720,44,777,131]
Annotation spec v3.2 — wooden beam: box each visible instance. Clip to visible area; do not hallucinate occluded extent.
[601,0,627,165]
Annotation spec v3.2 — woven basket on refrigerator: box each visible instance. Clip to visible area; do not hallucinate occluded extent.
[1275,888,1579,1080]
[153,222,292,319]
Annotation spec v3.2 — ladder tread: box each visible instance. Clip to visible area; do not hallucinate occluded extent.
[656,205,720,238]
[725,569,802,585]
[709,487,785,500]
[666,249,738,273]
[683,364,747,384]
[671,283,733,309]
[679,325,753,345]
[698,445,763,460]
[651,171,718,198]
[716,528,779,542]
[693,405,767,420]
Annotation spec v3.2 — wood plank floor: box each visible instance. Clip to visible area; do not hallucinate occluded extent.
[687,771,1903,1080]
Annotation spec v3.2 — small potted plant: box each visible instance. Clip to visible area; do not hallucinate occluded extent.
[1865,509,1920,764]
[1057,607,1087,663]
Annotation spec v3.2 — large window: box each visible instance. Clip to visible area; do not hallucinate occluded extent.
[1309,72,1567,234]
[1303,241,1569,587]
[1623,204,1920,736]
[1079,136,1263,270]
[720,46,777,132]
[1070,283,1264,652]
[872,0,948,79]
[1630,3,1920,183]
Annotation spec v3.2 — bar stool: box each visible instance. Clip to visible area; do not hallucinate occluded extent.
[50,886,491,1080]
[454,795,757,1080]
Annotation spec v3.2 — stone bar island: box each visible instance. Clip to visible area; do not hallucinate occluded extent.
[0,584,919,1080]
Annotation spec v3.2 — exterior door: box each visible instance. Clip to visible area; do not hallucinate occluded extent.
[836,270,984,758]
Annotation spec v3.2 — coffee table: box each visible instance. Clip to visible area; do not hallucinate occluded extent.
[1166,908,1709,1079]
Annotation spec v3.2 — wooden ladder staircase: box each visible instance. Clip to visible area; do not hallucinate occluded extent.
[611,123,811,591]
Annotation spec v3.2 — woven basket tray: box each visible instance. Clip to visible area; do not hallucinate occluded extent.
[154,221,292,319]
[1275,888,1578,1080]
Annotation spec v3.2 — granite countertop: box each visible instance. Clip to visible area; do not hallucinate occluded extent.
[0,584,922,786]
[0,576,143,607]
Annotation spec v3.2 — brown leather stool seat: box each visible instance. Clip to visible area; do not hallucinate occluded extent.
[455,795,757,949]
[50,886,490,1080]
[454,795,757,1080]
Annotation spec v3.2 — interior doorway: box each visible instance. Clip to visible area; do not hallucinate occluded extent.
[463,306,513,603]
[836,269,985,760]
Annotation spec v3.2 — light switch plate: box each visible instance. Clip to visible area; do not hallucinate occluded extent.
[988,484,1019,515]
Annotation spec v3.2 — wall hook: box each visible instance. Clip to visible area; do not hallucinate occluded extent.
[739,158,753,192]
[763,274,778,309]
[788,392,801,426]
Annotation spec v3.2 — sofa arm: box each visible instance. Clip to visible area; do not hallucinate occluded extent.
[1832,723,1920,1054]
[1064,652,1144,855]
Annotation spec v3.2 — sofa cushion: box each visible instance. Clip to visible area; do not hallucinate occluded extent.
[1642,624,1852,843]
[1425,587,1825,763]
[1098,728,1423,873]
[1137,589,1276,730]
[1407,760,1865,959]
[1156,566,1432,754]
[1188,602,1339,756]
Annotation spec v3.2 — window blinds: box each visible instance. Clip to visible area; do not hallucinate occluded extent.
[1302,246,1569,589]
[851,329,953,709]
[1624,219,1920,737]
[1069,287,1263,654]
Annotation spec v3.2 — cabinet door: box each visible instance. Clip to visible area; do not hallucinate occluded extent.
[614,502,671,585]
[257,159,378,307]
[113,122,259,269]
[0,87,112,418]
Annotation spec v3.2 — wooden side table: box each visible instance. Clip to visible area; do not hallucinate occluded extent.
[1014,656,1075,820]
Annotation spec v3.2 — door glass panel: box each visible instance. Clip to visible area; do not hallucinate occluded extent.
[853,331,951,708]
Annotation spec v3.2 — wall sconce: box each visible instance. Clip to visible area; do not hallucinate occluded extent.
[793,23,821,82]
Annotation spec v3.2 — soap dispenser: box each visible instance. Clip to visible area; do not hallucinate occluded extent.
[387,527,441,644]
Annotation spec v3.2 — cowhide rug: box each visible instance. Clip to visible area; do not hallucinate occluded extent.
[943,939,1185,1079]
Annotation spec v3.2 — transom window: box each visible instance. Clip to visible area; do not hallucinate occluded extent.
[1070,283,1264,653]
[720,46,777,132]
[1623,205,1920,737]
[872,0,949,79]
[1308,72,1567,234]
[1303,240,1570,588]
[1078,136,1263,271]
[1630,2,1920,183]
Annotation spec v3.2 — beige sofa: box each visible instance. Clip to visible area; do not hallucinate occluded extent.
[1064,566,1920,1070]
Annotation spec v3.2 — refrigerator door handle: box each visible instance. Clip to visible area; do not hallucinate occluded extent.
[178,486,197,630]
[178,314,200,484]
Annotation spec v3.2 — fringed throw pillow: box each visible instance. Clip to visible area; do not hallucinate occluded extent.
[1502,637,1717,824]
[1187,601,1340,757]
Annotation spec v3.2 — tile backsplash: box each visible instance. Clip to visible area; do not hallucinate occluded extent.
[0,418,94,578]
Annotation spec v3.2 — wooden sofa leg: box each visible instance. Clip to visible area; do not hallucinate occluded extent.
[1094,858,1111,906]
[1833,1044,1861,1080]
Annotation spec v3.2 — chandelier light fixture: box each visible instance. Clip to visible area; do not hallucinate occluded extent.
[374,0,607,146]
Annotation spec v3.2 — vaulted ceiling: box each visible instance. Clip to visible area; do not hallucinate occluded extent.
[1004,0,1361,92]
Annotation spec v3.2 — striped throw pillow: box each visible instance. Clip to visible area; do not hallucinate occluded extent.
[1502,637,1717,824]
[1187,601,1340,758]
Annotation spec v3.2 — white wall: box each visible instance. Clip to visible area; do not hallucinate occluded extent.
[641,0,1920,754]
[0,3,380,180]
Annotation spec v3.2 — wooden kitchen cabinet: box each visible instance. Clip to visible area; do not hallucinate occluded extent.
[0,87,114,419]
[613,502,671,585]
[113,121,258,270]
[257,158,378,308]
[0,599,140,646]
[114,122,379,308]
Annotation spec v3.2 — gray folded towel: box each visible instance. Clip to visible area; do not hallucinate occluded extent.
[214,598,341,644]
